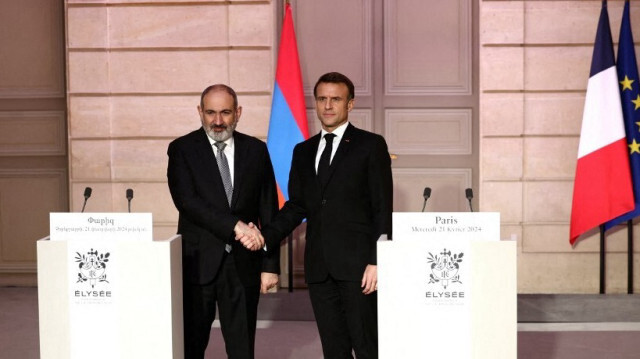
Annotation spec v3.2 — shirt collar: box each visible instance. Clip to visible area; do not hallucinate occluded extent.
[321,121,349,141]
[206,131,235,151]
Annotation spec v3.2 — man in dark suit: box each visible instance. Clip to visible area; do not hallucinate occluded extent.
[243,72,393,358]
[167,84,278,359]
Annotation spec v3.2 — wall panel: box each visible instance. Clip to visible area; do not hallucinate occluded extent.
[295,0,373,95]
[0,111,65,156]
[0,0,65,98]
[385,109,472,155]
[384,0,472,94]
[0,170,67,271]
[0,1,67,285]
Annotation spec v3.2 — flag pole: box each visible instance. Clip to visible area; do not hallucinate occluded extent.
[288,0,294,294]
[628,220,634,294]
[600,225,605,294]
[288,233,293,292]
[271,0,307,292]
[285,0,293,293]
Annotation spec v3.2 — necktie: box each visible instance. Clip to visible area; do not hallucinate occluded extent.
[317,133,336,185]
[214,141,233,206]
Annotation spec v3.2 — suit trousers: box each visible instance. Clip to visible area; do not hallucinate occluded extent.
[183,253,260,359]
[308,275,378,359]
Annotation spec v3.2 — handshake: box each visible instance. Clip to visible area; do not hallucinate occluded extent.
[234,220,265,251]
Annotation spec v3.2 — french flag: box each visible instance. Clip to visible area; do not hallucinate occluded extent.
[267,3,309,207]
[570,1,634,244]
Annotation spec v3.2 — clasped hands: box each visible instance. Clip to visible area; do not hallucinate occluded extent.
[234,220,264,251]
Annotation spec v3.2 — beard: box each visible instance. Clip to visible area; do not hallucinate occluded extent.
[203,118,238,142]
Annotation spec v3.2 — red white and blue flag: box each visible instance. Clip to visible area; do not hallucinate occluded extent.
[604,0,640,230]
[267,3,309,208]
[570,1,635,244]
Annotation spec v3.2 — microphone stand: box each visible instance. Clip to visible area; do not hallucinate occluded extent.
[465,188,474,212]
[81,187,92,213]
[126,189,133,213]
[422,187,431,212]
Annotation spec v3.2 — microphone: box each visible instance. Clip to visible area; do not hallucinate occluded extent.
[465,188,474,212]
[81,187,92,213]
[126,188,134,213]
[421,187,431,212]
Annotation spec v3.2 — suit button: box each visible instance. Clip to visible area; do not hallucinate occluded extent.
[321,199,327,205]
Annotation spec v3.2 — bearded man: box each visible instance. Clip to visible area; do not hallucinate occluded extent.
[167,84,279,359]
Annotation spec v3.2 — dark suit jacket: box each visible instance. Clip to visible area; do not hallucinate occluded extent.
[263,123,393,283]
[167,128,279,286]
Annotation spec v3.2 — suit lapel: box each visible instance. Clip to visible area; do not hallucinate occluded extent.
[196,128,222,181]
[231,132,247,209]
[308,134,325,190]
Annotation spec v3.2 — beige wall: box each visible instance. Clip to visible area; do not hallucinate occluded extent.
[65,0,276,242]
[54,0,639,293]
[480,0,640,293]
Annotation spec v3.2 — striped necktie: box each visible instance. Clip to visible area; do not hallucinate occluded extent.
[214,141,233,205]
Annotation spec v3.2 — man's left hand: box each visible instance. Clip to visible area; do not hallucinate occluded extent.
[260,272,279,293]
[361,264,377,295]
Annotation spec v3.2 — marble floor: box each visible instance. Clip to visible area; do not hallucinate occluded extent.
[3,287,640,359]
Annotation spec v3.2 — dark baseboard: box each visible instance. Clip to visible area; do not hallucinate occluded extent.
[258,291,640,323]
[518,294,640,323]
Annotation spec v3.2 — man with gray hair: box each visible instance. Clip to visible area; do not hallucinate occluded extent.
[167,84,278,359]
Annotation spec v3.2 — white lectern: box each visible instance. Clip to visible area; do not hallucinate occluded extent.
[378,212,516,358]
[37,213,183,359]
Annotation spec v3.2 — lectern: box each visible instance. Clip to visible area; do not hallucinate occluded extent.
[37,213,183,359]
[378,212,516,358]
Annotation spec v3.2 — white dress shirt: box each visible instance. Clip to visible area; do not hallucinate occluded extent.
[315,121,349,173]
